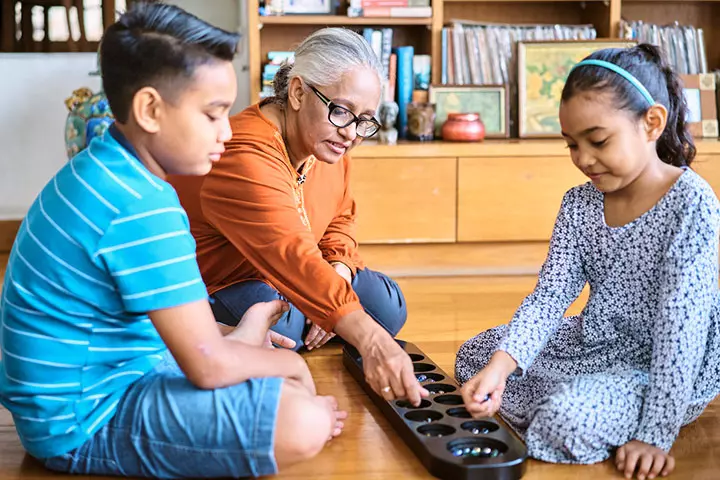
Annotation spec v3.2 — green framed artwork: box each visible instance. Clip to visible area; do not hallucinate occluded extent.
[428,85,509,138]
[518,39,636,138]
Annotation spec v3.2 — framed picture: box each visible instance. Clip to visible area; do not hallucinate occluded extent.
[518,39,636,138]
[681,73,718,138]
[428,85,509,138]
[281,0,333,14]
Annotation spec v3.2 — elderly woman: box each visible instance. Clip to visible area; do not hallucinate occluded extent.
[170,28,426,405]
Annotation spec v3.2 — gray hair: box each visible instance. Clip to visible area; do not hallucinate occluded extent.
[271,27,385,105]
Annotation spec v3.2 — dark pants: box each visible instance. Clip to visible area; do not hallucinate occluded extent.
[210,268,407,351]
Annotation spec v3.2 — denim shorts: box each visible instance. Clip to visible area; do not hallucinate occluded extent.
[41,351,284,479]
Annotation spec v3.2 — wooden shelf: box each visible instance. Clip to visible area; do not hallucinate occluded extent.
[443,0,604,2]
[258,15,432,26]
[352,138,720,158]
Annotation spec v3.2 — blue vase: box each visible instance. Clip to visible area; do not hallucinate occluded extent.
[64,87,114,160]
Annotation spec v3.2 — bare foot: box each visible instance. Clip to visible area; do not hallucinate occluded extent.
[318,395,348,440]
[227,300,291,347]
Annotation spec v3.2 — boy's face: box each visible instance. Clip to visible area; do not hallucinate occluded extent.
[149,61,237,176]
[559,91,656,193]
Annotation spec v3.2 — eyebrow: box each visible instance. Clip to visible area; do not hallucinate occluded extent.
[207,100,233,109]
[561,126,605,137]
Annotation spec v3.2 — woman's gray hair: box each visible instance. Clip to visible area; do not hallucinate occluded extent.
[271,27,385,105]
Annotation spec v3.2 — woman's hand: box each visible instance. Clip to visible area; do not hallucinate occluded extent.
[359,329,429,406]
[616,440,675,479]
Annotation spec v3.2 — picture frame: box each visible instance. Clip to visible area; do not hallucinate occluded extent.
[428,85,509,138]
[680,73,719,138]
[518,39,637,138]
[281,0,333,14]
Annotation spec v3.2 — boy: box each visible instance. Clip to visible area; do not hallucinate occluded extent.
[0,2,345,478]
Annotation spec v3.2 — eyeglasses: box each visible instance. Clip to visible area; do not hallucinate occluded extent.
[310,86,381,138]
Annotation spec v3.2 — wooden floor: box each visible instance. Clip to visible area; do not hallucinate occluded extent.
[1,253,719,479]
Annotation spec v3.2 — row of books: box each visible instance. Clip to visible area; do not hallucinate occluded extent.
[348,0,431,18]
[619,20,708,75]
[440,22,598,86]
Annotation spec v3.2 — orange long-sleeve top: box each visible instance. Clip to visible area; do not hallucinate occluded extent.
[169,103,365,331]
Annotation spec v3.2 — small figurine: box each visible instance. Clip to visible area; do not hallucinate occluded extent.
[377,101,399,145]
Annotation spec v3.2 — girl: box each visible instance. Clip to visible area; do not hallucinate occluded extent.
[455,44,720,480]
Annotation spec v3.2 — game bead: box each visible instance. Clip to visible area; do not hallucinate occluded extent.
[343,341,527,480]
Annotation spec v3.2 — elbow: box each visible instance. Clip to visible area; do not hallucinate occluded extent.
[180,347,233,390]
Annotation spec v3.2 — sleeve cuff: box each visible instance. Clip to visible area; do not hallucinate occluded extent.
[633,429,675,453]
[495,339,529,377]
[315,301,364,332]
[327,257,358,276]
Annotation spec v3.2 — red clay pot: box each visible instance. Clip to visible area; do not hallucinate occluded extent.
[441,113,485,142]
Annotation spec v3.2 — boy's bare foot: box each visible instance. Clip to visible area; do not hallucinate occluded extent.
[319,395,348,440]
[228,300,295,348]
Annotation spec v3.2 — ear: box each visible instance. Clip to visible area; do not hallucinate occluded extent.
[287,76,305,112]
[643,104,668,142]
[130,87,165,134]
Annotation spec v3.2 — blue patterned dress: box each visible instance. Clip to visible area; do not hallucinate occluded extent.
[455,169,720,464]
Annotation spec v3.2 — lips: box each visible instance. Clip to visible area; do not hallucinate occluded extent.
[326,140,350,154]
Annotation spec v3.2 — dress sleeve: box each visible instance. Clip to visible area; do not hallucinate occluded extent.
[634,192,720,451]
[497,188,587,373]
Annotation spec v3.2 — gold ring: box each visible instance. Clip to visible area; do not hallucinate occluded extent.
[382,386,392,393]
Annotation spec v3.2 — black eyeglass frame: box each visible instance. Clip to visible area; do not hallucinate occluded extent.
[309,86,381,139]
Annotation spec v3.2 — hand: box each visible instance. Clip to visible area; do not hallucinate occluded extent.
[262,330,297,350]
[360,331,429,406]
[227,300,293,348]
[460,351,516,418]
[305,320,335,350]
[332,262,353,284]
[616,440,675,479]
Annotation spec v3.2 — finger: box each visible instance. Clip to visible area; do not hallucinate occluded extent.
[401,359,429,406]
[625,450,641,479]
[616,446,627,470]
[648,453,665,479]
[268,331,296,349]
[661,456,674,476]
[375,371,395,401]
[314,331,335,349]
[637,453,654,480]
[308,329,332,350]
[304,324,323,349]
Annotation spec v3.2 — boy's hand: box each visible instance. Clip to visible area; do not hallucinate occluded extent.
[616,440,675,479]
[228,300,294,348]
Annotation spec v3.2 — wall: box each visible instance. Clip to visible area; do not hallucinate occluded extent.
[0,53,100,219]
[0,1,250,220]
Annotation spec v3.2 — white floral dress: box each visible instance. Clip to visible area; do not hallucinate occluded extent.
[455,169,720,464]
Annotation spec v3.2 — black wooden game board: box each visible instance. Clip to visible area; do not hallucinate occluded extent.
[342,341,527,480]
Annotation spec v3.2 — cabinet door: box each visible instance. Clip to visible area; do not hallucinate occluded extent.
[351,157,457,244]
[690,155,720,200]
[458,156,586,242]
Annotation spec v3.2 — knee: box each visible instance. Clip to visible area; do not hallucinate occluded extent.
[525,393,609,464]
[274,381,332,464]
[355,270,407,337]
[454,326,506,384]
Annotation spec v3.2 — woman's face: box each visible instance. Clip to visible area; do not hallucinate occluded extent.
[289,66,381,165]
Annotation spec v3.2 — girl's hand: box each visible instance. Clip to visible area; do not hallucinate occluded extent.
[616,440,675,479]
[460,365,505,418]
[460,351,517,418]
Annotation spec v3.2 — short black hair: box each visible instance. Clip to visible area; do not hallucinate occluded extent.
[562,44,695,168]
[100,1,240,123]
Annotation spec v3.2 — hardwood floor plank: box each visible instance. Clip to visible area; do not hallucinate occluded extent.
[0,259,717,479]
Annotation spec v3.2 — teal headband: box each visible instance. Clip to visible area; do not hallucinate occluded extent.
[570,59,655,107]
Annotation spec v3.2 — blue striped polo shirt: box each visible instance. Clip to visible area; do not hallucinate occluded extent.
[0,125,209,459]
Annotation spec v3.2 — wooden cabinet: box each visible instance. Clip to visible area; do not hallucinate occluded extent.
[351,157,456,243]
[457,156,587,242]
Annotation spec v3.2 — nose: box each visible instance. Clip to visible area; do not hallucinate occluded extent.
[337,121,357,142]
[574,148,595,170]
[219,116,233,143]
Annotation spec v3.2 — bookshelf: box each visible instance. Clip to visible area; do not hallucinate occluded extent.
[245,0,720,270]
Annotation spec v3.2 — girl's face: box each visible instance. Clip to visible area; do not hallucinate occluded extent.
[559,91,660,193]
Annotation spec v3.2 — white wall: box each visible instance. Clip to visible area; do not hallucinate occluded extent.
[0,53,101,219]
[0,1,251,219]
